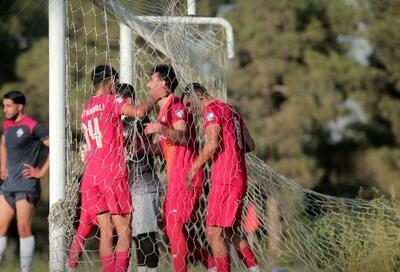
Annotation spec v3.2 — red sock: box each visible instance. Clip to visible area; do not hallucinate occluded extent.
[68,223,94,268]
[216,256,230,272]
[166,222,188,272]
[100,254,114,272]
[68,236,84,269]
[207,255,217,269]
[237,246,257,268]
[114,251,130,272]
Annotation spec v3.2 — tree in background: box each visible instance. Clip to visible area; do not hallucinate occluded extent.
[220,0,400,196]
[0,0,48,124]
[355,0,400,196]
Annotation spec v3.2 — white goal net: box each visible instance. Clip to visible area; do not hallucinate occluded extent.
[48,0,400,271]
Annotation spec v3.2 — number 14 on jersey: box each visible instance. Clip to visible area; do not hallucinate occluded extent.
[82,117,103,149]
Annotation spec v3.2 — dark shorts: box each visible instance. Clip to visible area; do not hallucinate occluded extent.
[0,191,40,210]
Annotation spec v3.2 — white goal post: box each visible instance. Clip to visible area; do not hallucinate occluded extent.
[48,0,66,271]
[48,0,235,270]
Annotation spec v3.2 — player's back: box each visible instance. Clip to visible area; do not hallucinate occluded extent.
[81,94,127,181]
[203,100,247,186]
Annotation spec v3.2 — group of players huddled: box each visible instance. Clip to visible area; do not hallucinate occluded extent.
[0,63,259,272]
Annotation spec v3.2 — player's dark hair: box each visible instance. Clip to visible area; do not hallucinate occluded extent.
[3,90,26,105]
[151,64,178,93]
[91,64,119,86]
[184,82,208,96]
[180,92,188,103]
[116,83,135,100]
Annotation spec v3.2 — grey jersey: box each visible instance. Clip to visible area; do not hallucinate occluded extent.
[1,116,48,193]
[124,117,160,194]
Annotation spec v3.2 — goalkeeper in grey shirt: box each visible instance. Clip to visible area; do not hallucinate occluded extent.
[117,83,161,272]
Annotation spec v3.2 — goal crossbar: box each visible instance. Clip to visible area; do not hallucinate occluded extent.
[97,0,235,59]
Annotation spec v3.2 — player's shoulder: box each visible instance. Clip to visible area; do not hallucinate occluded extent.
[3,119,13,127]
[113,94,125,104]
[204,99,223,114]
[169,95,186,115]
[2,119,13,132]
[23,116,42,133]
[24,115,39,123]
[216,99,231,110]
[170,95,185,108]
[97,94,121,104]
[85,94,124,110]
[83,96,96,108]
[203,100,235,123]
[216,100,237,116]
[8,116,40,134]
[87,94,119,102]
[109,94,127,112]
[202,101,220,122]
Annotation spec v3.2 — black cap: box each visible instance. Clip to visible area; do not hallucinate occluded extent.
[91,65,119,85]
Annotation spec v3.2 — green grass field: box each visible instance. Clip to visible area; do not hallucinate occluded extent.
[1,243,48,272]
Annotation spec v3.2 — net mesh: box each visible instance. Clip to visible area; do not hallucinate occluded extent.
[49,0,400,271]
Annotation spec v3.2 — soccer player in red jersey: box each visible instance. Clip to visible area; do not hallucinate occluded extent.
[144,65,216,272]
[186,83,260,272]
[67,65,167,272]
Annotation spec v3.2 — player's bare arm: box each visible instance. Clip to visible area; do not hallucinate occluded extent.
[23,139,49,179]
[186,123,220,187]
[1,135,7,180]
[122,99,156,119]
[243,126,255,153]
[122,87,168,118]
[144,120,189,144]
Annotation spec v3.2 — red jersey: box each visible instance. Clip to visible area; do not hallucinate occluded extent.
[81,94,128,181]
[158,95,203,188]
[202,99,247,186]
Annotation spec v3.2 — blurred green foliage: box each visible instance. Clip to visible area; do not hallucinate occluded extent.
[217,0,400,195]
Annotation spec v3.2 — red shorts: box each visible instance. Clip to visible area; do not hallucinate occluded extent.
[79,174,132,225]
[163,186,202,224]
[206,184,246,228]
